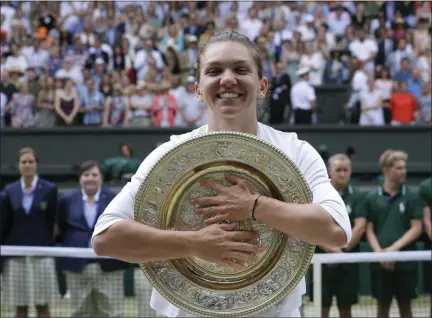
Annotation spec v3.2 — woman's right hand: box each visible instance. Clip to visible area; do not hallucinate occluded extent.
[191,223,264,270]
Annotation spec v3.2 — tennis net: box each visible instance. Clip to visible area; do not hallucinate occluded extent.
[0,246,430,317]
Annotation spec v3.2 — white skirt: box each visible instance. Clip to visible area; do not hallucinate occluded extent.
[1,257,60,306]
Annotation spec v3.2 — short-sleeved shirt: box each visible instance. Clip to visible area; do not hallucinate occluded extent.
[418,177,432,248]
[363,185,423,270]
[316,185,365,254]
[92,123,352,317]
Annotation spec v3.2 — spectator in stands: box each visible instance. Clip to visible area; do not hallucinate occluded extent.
[348,26,378,76]
[299,41,325,86]
[269,61,291,124]
[317,153,366,318]
[151,80,178,127]
[102,84,127,127]
[391,56,412,82]
[54,78,80,126]
[374,67,393,125]
[35,75,56,128]
[8,81,37,128]
[0,91,6,128]
[57,160,129,318]
[4,42,28,74]
[417,83,431,124]
[80,77,105,126]
[407,68,423,101]
[1,147,58,318]
[125,80,153,127]
[323,48,350,85]
[345,61,368,124]
[359,77,385,126]
[175,75,206,127]
[418,176,432,318]
[290,67,316,124]
[389,80,418,125]
[364,149,423,318]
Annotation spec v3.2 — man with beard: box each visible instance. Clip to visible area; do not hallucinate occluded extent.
[364,149,423,318]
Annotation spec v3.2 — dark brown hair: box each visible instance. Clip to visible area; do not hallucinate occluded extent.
[17,147,39,163]
[78,160,102,177]
[196,30,263,81]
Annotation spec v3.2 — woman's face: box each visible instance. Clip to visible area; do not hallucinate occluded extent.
[79,166,102,194]
[47,77,54,88]
[196,41,267,120]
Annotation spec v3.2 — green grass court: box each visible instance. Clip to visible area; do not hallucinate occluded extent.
[1,295,430,317]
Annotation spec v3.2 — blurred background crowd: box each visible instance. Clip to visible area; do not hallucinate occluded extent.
[0,1,431,129]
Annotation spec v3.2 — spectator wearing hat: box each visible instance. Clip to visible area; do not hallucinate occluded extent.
[151,80,178,127]
[179,34,198,76]
[125,81,153,127]
[175,75,206,127]
[103,84,128,127]
[55,56,84,85]
[290,67,316,124]
[4,43,28,74]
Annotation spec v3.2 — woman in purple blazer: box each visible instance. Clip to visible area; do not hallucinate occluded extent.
[1,147,59,318]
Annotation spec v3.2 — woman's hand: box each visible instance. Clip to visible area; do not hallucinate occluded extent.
[192,175,260,225]
[192,223,263,269]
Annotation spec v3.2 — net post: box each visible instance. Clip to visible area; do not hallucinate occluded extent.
[312,259,322,317]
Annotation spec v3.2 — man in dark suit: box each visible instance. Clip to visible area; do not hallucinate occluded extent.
[270,61,292,124]
[1,147,59,318]
[56,160,129,318]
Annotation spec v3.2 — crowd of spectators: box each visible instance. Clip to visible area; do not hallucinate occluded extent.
[0,1,431,128]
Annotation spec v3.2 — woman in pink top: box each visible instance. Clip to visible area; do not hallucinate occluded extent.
[151,81,178,127]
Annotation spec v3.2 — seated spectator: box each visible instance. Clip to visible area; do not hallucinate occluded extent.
[389,81,418,125]
[125,81,153,127]
[416,47,431,83]
[55,56,84,85]
[102,84,127,127]
[359,77,385,126]
[4,43,28,74]
[35,76,56,128]
[8,81,36,128]
[103,143,141,182]
[151,81,178,128]
[81,78,105,126]
[417,83,431,124]
[388,40,414,77]
[54,78,80,126]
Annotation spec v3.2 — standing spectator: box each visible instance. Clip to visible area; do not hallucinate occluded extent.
[299,41,325,86]
[417,83,431,124]
[151,81,178,127]
[22,36,50,73]
[323,48,349,85]
[317,154,366,318]
[389,81,417,125]
[375,68,394,125]
[4,42,28,74]
[175,75,206,127]
[364,149,423,318]
[8,81,37,128]
[57,160,128,318]
[35,75,57,128]
[407,68,423,101]
[0,91,6,128]
[345,61,369,124]
[348,27,378,75]
[125,81,153,127]
[54,78,80,126]
[269,61,291,124]
[359,77,385,126]
[102,84,127,127]
[240,5,262,41]
[0,147,58,318]
[418,177,432,318]
[81,78,105,127]
[290,67,316,124]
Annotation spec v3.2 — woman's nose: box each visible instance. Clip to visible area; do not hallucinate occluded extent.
[220,69,237,86]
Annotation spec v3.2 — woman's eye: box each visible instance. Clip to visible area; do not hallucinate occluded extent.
[236,68,249,73]
[206,69,220,75]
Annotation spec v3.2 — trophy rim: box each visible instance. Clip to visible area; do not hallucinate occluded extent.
[134,131,315,317]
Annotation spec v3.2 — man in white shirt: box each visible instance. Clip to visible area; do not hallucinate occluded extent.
[348,28,378,76]
[290,68,317,124]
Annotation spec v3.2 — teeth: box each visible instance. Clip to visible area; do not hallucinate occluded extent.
[219,93,240,99]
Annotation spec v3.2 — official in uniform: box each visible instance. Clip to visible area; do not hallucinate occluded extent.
[1,147,59,318]
[364,149,423,318]
[317,154,366,318]
[418,177,431,318]
[56,160,129,318]
[290,67,316,124]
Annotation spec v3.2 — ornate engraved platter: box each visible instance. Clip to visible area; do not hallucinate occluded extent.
[134,131,315,317]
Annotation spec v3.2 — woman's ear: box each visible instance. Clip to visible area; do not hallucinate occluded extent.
[195,82,203,101]
[258,77,269,99]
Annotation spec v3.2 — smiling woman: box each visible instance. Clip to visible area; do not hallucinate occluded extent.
[91,31,352,318]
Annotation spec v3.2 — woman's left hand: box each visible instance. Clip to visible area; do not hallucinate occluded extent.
[192,175,260,225]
